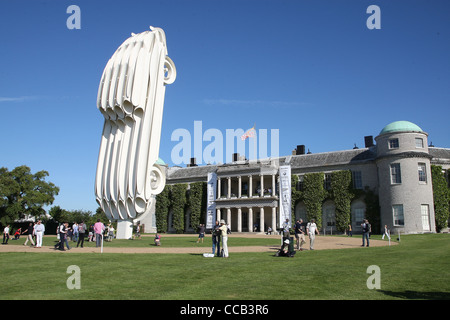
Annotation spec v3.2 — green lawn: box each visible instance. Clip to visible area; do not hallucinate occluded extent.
[0,234,449,300]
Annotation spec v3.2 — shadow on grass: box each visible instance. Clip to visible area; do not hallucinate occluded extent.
[379,290,450,300]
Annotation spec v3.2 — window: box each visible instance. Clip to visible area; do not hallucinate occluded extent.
[393,205,404,226]
[296,176,303,191]
[324,174,332,190]
[421,204,430,231]
[353,208,365,227]
[323,204,336,227]
[390,163,402,184]
[418,163,427,183]
[389,138,399,149]
[352,171,362,189]
[415,138,424,148]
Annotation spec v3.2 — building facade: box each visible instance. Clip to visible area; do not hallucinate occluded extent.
[140,121,450,235]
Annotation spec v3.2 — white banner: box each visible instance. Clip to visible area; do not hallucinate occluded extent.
[206,172,217,229]
[278,165,291,228]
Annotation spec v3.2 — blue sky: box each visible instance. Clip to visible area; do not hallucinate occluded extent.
[1,0,449,213]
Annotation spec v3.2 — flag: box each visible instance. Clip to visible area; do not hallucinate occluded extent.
[241,125,256,140]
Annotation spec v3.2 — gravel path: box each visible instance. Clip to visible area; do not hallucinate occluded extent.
[0,234,394,254]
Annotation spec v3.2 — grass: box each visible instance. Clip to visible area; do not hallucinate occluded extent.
[0,234,449,300]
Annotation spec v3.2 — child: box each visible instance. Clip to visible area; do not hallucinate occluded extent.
[154,233,161,246]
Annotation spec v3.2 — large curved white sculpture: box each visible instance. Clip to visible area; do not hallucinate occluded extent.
[95,27,176,238]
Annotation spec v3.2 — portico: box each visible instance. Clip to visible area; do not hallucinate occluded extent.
[215,168,279,233]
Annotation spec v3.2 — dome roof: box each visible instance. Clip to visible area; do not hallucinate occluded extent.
[155,157,166,166]
[379,121,423,135]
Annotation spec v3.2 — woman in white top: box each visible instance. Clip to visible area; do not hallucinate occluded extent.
[219,220,229,258]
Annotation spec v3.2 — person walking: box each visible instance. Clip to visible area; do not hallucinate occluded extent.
[108,224,115,242]
[306,219,319,250]
[23,222,35,246]
[77,221,86,248]
[2,225,10,245]
[94,219,105,248]
[196,224,205,243]
[219,220,229,258]
[58,222,70,251]
[382,224,390,240]
[34,220,45,248]
[72,222,79,243]
[361,219,371,247]
[212,220,221,257]
[133,221,142,239]
[294,219,306,251]
[347,224,353,237]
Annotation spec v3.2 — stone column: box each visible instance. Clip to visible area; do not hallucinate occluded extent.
[260,207,265,232]
[217,178,221,198]
[248,207,253,232]
[272,174,276,196]
[237,208,242,232]
[249,175,253,197]
[272,207,277,231]
[260,174,264,197]
[227,208,231,226]
[238,176,242,198]
[216,208,221,222]
[227,177,231,199]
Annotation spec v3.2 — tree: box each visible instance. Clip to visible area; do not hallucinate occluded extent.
[0,165,59,223]
[48,205,70,223]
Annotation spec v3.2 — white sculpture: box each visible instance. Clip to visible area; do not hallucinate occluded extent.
[95,27,176,239]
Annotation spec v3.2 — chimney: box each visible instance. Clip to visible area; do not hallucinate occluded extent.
[188,157,197,167]
[232,153,239,162]
[364,136,374,148]
[296,145,305,155]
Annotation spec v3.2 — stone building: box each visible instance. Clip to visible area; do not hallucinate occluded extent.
[140,121,450,235]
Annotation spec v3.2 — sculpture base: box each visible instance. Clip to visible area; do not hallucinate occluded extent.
[116,219,133,239]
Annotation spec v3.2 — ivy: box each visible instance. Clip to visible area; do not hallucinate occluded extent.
[155,185,171,233]
[170,183,187,234]
[302,172,327,229]
[330,170,354,233]
[431,165,450,232]
[363,187,380,233]
[187,182,206,232]
[290,174,302,223]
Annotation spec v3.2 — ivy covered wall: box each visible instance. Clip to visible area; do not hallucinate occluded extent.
[155,167,449,234]
[291,170,380,233]
[155,182,206,233]
[431,165,450,232]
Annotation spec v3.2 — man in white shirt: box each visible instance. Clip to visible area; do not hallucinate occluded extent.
[2,225,10,244]
[306,219,319,250]
[34,220,45,248]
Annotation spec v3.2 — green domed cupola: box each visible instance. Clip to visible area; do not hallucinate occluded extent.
[379,121,423,135]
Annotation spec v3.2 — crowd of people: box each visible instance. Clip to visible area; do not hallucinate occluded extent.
[54,219,113,251]
[2,217,382,253]
[1,221,46,247]
[0,219,114,250]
